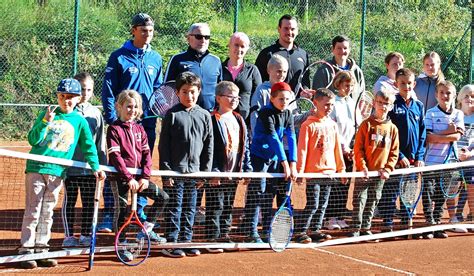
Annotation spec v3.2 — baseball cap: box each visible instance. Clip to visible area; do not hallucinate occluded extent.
[131,13,154,27]
[57,78,81,95]
[271,82,292,93]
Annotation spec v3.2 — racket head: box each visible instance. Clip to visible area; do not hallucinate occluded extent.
[295,60,335,96]
[149,81,178,117]
[399,172,423,217]
[355,91,374,125]
[269,205,294,252]
[440,158,463,198]
[115,219,151,266]
[294,97,315,114]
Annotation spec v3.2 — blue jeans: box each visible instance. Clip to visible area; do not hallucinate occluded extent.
[163,178,197,242]
[205,182,238,240]
[379,178,405,227]
[297,179,332,233]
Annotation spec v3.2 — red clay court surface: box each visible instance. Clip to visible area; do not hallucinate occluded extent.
[1,142,473,275]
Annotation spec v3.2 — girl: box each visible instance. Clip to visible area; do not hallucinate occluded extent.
[414,51,445,112]
[373,52,405,95]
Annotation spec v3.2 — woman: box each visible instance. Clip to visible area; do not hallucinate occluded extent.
[373,52,404,95]
[414,51,445,112]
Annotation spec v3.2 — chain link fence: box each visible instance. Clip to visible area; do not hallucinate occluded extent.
[0,0,472,139]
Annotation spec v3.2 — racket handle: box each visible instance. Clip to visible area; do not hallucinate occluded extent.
[131,191,138,211]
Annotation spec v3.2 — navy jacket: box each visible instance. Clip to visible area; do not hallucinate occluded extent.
[101,40,163,127]
[388,94,426,162]
[164,47,222,111]
[414,74,438,112]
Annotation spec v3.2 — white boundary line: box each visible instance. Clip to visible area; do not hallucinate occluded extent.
[312,247,415,275]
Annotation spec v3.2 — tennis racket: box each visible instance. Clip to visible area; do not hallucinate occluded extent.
[88,178,104,270]
[148,81,178,118]
[349,91,374,148]
[269,180,294,252]
[115,190,150,266]
[294,60,336,96]
[399,169,423,238]
[292,97,315,115]
[440,143,466,199]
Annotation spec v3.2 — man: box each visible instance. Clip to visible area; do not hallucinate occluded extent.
[100,13,163,232]
[255,14,309,92]
[312,35,365,102]
[164,23,222,111]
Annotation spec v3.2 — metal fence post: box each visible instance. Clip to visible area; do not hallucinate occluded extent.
[233,0,239,33]
[359,0,366,69]
[470,3,473,84]
[72,0,80,76]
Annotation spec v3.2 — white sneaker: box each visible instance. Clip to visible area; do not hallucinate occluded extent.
[337,219,349,229]
[324,218,341,230]
[449,217,468,233]
[205,248,224,254]
[79,235,92,246]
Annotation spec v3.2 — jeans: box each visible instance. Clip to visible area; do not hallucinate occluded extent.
[379,177,405,227]
[163,178,197,242]
[422,175,446,225]
[352,178,385,230]
[297,179,332,233]
[205,182,238,240]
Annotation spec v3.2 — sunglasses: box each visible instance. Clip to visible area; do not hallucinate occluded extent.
[190,34,211,40]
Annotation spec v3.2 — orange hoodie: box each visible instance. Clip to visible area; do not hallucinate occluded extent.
[297,115,345,174]
[354,117,399,173]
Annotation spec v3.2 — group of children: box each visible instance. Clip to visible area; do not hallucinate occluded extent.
[18,49,473,267]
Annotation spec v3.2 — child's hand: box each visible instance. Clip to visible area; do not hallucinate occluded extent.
[414,160,424,167]
[459,147,471,161]
[340,177,348,185]
[241,178,251,186]
[138,179,149,192]
[378,169,390,180]
[362,168,369,180]
[398,157,411,168]
[289,162,298,182]
[196,179,205,189]
[128,178,140,191]
[163,177,174,187]
[296,178,304,186]
[343,150,354,160]
[447,123,457,133]
[94,170,106,181]
[43,105,58,123]
[209,178,221,187]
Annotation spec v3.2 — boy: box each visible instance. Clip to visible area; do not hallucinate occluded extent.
[350,90,399,239]
[379,68,426,232]
[243,81,297,242]
[423,81,464,239]
[62,73,107,247]
[250,54,289,132]
[205,81,252,253]
[159,72,214,257]
[19,78,105,269]
[295,88,346,243]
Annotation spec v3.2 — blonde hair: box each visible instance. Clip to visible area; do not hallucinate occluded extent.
[267,54,288,70]
[456,84,474,109]
[116,90,143,119]
[333,71,355,90]
[229,32,250,48]
[423,51,445,84]
[216,81,239,96]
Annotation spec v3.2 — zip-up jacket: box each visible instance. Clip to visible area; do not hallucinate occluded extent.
[211,110,252,173]
[101,40,163,127]
[251,103,297,163]
[388,94,426,162]
[164,47,222,111]
[222,59,262,120]
[255,40,309,91]
[107,120,152,182]
[159,104,214,173]
[414,73,438,113]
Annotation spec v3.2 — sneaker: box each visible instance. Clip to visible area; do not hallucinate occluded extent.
[205,248,224,254]
[20,260,37,269]
[161,249,185,258]
[324,218,341,230]
[433,230,448,239]
[118,249,134,262]
[184,248,201,257]
[422,232,434,239]
[347,231,360,238]
[337,219,349,229]
[295,233,312,244]
[246,234,263,243]
[98,215,113,233]
[147,231,167,244]
[311,231,332,242]
[217,234,233,243]
[36,259,58,267]
[360,230,379,242]
[62,236,79,247]
[79,235,92,246]
[448,217,468,233]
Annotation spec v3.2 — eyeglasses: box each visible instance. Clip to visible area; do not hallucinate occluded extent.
[220,94,240,101]
[189,34,211,40]
[375,100,393,107]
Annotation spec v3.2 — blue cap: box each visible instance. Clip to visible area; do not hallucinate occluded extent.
[57,78,81,95]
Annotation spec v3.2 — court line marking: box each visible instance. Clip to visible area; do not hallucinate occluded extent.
[312,247,415,276]
[0,265,83,273]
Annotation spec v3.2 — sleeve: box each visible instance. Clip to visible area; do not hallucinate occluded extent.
[285,112,297,162]
[261,112,287,162]
[242,120,253,172]
[415,104,427,161]
[200,113,214,172]
[107,126,133,181]
[250,87,267,132]
[78,119,100,172]
[454,110,465,131]
[296,123,309,172]
[312,65,331,90]
[139,126,152,179]
[158,112,173,170]
[96,111,107,165]
[301,52,311,89]
[101,53,121,125]
[153,57,164,91]
[27,111,49,146]
[255,50,270,82]
[164,54,179,82]
[353,121,368,172]
[384,125,400,173]
[250,66,262,99]
[334,128,346,173]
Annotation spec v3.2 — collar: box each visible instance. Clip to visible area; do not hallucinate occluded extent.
[275,39,299,51]
[187,46,209,60]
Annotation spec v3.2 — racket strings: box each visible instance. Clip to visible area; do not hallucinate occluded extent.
[400,179,420,207]
[270,209,293,248]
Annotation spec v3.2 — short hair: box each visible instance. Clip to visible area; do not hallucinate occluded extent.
[216,81,239,96]
[333,71,355,89]
[278,14,297,27]
[267,54,288,70]
[423,51,445,84]
[375,89,396,103]
[73,72,94,84]
[384,52,405,65]
[313,88,335,101]
[456,84,474,109]
[436,80,456,94]
[187,23,210,35]
[116,90,143,119]
[229,32,250,48]
[395,68,415,80]
[332,35,350,48]
[176,71,201,91]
